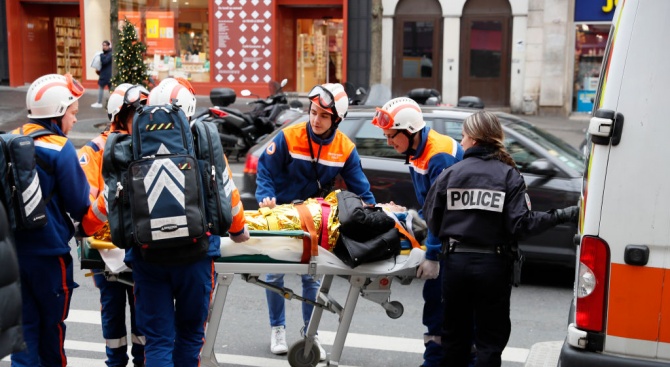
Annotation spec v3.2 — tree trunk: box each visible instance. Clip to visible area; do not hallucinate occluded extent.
[369,0,383,85]
[110,0,119,80]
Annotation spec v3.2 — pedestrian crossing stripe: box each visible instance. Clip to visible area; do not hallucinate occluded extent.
[63,310,530,363]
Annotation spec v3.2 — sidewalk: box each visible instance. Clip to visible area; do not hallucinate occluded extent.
[0,86,589,148]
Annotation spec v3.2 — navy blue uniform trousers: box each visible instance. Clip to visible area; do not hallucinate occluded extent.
[11,254,77,367]
[441,253,511,367]
[93,271,144,366]
[131,256,215,367]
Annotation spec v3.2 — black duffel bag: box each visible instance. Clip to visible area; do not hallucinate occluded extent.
[334,191,400,267]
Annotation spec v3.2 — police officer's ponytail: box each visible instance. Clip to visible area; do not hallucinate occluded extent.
[463,111,518,170]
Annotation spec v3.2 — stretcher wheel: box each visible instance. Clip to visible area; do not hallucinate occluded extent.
[386,300,404,319]
[287,339,320,367]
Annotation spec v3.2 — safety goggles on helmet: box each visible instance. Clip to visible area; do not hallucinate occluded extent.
[371,108,394,129]
[308,85,335,111]
[123,85,149,107]
[65,73,85,98]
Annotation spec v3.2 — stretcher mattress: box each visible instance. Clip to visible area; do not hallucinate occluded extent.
[87,235,425,277]
[216,236,425,276]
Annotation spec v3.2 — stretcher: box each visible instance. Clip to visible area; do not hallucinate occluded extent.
[81,231,424,367]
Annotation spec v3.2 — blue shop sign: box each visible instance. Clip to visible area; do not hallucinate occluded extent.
[575,0,616,22]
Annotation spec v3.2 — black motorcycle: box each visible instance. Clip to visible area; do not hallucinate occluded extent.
[193,79,293,159]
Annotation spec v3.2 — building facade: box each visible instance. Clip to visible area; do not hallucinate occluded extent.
[3,0,614,114]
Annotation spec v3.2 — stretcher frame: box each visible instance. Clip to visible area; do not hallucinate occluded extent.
[81,231,419,367]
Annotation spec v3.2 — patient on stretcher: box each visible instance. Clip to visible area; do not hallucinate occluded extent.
[242,190,426,252]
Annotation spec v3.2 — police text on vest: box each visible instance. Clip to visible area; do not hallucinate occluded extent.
[447,189,505,212]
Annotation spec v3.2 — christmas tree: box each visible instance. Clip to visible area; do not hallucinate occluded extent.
[111,18,148,88]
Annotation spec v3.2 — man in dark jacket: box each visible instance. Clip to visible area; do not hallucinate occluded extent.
[0,201,26,359]
[92,40,113,108]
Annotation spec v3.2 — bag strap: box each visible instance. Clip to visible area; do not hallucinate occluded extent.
[293,201,318,263]
[316,198,331,250]
[259,207,280,230]
[394,222,421,249]
[22,127,57,203]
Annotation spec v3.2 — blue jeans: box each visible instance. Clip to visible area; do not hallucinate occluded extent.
[265,273,321,329]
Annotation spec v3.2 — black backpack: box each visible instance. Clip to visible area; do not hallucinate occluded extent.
[0,129,54,231]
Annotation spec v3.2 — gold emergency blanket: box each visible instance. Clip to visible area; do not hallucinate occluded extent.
[245,191,340,250]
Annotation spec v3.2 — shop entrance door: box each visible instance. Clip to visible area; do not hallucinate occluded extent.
[391,0,442,97]
[458,0,511,107]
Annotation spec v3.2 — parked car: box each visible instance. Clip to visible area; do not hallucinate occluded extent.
[240,106,584,268]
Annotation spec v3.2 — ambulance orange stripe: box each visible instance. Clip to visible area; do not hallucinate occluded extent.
[660,269,670,343]
[607,263,664,341]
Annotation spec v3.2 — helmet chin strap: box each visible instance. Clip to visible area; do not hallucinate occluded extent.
[401,131,417,164]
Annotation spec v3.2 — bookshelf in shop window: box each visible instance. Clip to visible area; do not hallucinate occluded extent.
[55,17,82,80]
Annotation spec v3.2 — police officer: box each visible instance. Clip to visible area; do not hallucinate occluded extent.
[371,97,464,367]
[422,111,578,367]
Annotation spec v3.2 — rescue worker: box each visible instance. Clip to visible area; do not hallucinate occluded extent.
[78,83,148,367]
[11,73,91,366]
[371,97,464,367]
[256,82,375,360]
[133,77,249,367]
[422,111,579,367]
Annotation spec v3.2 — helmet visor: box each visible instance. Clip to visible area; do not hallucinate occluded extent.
[124,85,149,106]
[65,73,85,98]
[371,108,394,129]
[307,85,335,110]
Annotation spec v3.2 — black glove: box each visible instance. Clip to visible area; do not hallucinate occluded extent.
[555,206,579,224]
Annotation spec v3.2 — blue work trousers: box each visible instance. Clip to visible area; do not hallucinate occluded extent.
[265,273,321,329]
[441,253,512,367]
[131,256,215,367]
[93,271,144,366]
[11,254,78,367]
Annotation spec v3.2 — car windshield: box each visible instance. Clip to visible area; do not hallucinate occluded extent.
[505,120,585,171]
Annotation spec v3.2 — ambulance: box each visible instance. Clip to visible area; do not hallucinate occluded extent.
[558,0,670,365]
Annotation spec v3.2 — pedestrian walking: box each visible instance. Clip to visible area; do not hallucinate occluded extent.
[91,40,113,108]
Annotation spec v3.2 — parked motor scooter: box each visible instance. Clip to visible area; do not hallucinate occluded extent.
[192,79,293,159]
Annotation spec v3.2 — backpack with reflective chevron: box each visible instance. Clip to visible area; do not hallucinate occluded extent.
[106,103,209,264]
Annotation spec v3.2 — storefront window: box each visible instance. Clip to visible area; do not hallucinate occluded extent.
[573,24,609,112]
[296,19,343,93]
[119,0,210,84]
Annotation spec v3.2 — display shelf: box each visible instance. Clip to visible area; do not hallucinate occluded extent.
[54,17,82,79]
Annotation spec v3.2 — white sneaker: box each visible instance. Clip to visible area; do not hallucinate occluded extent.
[313,335,326,361]
[270,326,288,355]
[91,102,103,108]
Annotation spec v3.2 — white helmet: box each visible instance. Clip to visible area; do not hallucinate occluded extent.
[107,83,133,122]
[147,77,197,117]
[373,97,425,133]
[26,73,85,119]
[308,83,348,120]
